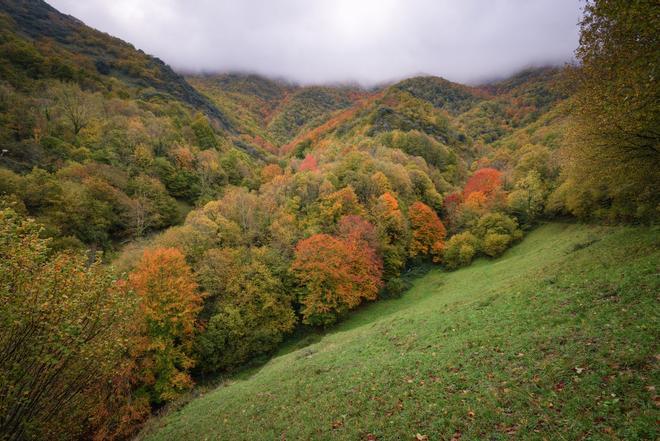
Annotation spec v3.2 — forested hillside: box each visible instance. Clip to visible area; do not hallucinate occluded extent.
[0,0,657,440]
[0,0,270,252]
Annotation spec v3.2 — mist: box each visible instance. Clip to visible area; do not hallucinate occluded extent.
[47,0,582,85]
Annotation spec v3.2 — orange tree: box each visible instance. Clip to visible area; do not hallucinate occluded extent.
[292,233,382,326]
[408,201,447,263]
[128,247,203,403]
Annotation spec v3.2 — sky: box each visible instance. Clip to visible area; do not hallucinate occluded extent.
[47,0,582,86]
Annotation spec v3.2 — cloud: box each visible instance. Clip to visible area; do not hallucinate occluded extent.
[47,0,581,85]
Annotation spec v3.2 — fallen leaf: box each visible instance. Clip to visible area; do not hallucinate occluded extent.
[332,420,343,430]
[415,434,429,441]
[467,410,475,418]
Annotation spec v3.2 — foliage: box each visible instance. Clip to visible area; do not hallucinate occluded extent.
[142,224,660,440]
[463,167,503,201]
[0,208,137,441]
[408,201,446,262]
[472,212,522,257]
[195,247,295,372]
[561,0,660,221]
[443,231,479,270]
[292,233,383,326]
[128,248,202,403]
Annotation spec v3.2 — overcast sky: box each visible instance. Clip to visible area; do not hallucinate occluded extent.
[47,0,582,86]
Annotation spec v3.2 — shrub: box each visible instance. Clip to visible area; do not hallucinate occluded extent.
[443,231,479,269]
[472,212,523,257]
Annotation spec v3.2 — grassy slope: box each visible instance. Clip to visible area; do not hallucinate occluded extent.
[143,223,659,440]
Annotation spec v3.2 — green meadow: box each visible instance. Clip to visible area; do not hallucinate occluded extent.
[142,223,659,440]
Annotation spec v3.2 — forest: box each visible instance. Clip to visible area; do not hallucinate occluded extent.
[0,0,658,440]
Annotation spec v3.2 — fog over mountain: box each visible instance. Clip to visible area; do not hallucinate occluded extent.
[44,0,582,85]
[46,0,580,85]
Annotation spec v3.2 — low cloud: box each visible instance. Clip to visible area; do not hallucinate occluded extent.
[47,0,581,85]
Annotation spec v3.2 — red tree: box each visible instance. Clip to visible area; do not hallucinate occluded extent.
[292,234,382,326]
[463,168,503,200]
[299,154,318,172]
[337,215,379,250]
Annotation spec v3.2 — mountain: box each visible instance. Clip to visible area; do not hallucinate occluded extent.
[188,73,371,147]
[0,0,269,251]
[5,2,642,441]
[0,0,234,131]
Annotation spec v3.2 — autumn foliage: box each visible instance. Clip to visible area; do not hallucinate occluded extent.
[128,247,202,403]
[408,201,447,262]
[292,230,383,326]
[299,154,318,172]
[0,208,137,441]
[463,168,503,201]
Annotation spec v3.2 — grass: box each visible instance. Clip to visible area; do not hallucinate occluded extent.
[141,222,659,440]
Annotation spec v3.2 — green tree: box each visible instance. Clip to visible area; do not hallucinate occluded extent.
[443,231,479,270]
[195,247,295,372]
[472,212,522,257]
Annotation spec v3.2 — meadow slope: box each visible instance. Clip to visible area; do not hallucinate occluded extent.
[142,222,659,440]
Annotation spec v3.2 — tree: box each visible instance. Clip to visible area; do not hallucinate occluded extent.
[0,208,137,441]
[337,215,379,250]
[313,186,364,229]
[372,192,409,289]
[261,163,283,183]
[299,154,318,172]
[442,192,463,232]
[292,233,383,326]
[463,168,503,202]
[565,0,660,220]
[472,212,522,257]
[507,170,547,226]
[128,247,202,403]
[53,82,97,136]
[195,247,295,372]
[408,201,446,262]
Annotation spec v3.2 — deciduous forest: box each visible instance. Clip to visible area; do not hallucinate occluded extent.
[0,0,657,440]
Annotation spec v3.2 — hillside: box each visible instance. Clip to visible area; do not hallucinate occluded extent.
[0,0,233,129]
[0,0,269,252]
[141,223,658,440]
[1,1,657,440]
[188,73,370,147]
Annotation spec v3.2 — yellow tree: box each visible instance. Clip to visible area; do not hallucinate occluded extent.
[565,0,660,220]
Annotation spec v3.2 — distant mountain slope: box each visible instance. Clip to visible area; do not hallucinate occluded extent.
[189,73,370,146]
[0,0,265,249]
[392,75,484,114]
[276,68,569,162]
[0,0,234,131]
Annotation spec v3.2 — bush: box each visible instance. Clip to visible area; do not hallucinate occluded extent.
[443,231,479,270]
[482,233,511,257]
[472,212,523,257]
